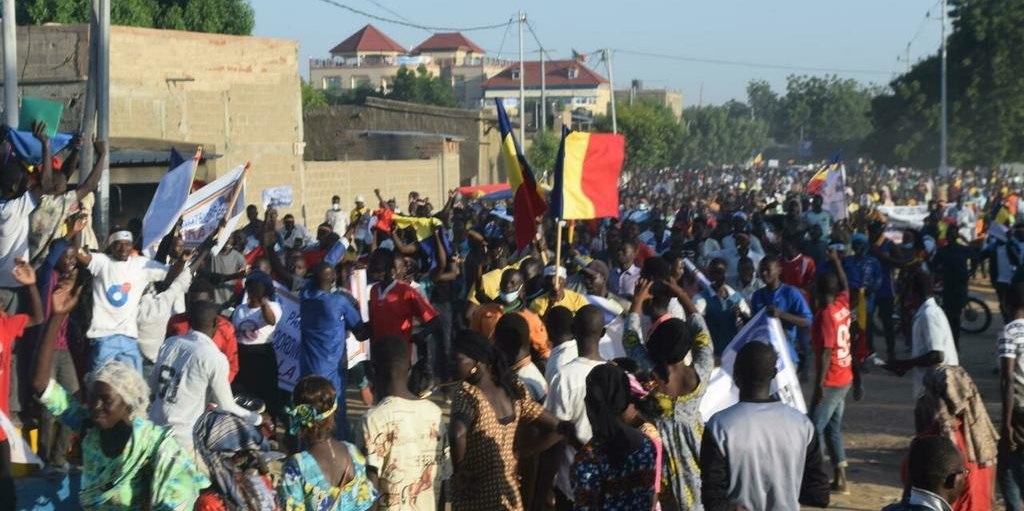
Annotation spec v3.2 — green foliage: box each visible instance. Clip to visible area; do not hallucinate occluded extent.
[773,75,877,159]
[526,130,560,178]
[301,80,328,109]
[679,105,769,167]
[865,0,1024,167]
[594,101,684,171]
[18,0,254,36]
[382,65,456,108]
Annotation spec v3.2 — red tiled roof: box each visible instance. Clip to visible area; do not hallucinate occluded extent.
[411,33,485,54]
[482,60,608,89]
[330,24,406,55]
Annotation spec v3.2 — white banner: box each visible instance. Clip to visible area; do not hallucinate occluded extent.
[142,156,196,256]
[699,309,807,422]
[180,164,246,247]
[261,186,294,209]
[877,204,929,230]
[821,164,847,221]
[0,409,42,466]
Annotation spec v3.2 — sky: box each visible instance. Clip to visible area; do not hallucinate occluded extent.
[249,0,945,106]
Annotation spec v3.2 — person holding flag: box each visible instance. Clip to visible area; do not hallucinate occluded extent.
[495,99,547,251]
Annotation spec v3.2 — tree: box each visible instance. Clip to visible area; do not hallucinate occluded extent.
[594,101,684,172]
[382,65,456,108]
[18,0,254,36]
[747,79,781,129]
[526,130,560,178]
[678,104,769,167]
[865,0,1024,168]
[774,75,877,159]
[301,80,328,109]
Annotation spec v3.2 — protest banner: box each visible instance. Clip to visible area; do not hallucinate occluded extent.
[179,163,247,248]
[262,186,294,209]
[699,309,806,422]
[877,204,930,230]
[142,149,200,256]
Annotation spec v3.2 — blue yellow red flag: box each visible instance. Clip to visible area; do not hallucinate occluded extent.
[495,99,547,249]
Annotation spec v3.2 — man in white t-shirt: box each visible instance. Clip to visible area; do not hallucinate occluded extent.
[150,300,263,458]
[885,272,960,399]
[544,305,606,504]
[75,230,174,372]
[0,162,38,314]
[803,194,834,240]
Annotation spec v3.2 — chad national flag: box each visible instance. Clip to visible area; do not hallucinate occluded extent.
[496,99,547,249]
[551,128,625,220]
[806,153,841,195]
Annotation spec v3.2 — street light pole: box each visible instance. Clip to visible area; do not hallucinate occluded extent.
[604,49,617,134]
[2,0,17,128]
[939,0,949,177]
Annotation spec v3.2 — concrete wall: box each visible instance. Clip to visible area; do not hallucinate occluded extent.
[3,24,306,218]
[304,97,506,185]
[303,154,460,222]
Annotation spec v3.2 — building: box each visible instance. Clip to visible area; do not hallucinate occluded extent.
[481,59,611,127]
[309,24,509,108]
[6,24,305,226]
[614,80,683,120]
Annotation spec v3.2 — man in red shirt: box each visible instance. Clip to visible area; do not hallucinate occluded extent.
[0,261,43,507]
[781,236,816,303]
[811,249,862,495]
[166,278,239,382]
[366,249,440,392]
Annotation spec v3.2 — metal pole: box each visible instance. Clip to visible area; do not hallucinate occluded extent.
[605,49,617,134]
[939,0,949,177]
[539,49,546,133]
[79,7,98,186]
[96,0,111,236]
[518,11,526,143]
[2,0,17,128]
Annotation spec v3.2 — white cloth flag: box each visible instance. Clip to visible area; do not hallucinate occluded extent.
[180,164,246,248]
[141,155,196,256]
[699,309,807,422]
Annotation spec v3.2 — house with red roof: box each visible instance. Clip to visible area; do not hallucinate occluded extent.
[310,26,509,108]
[482,59,611,117]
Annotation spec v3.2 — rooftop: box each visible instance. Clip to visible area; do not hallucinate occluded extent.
[411,32,485,54]
[329,24,406,55]
[483,60,608,89]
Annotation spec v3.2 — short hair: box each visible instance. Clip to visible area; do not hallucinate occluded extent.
[283,214,295,221]
[331,195,341,202]
[759,254,782,269]
[368,248,396,273]
[733,341,777,390]
[519,257,542,279]
[500,268,524,287]
[907,436,963,491]
[187,300,220,331]
[817,271,840,296]
[912,271,934,297]
[573,304,606,345]
[371,335,411,375]
[494,313,530,359]
[1009,282,1024,311]
[544,306,574,341]
[187,278,216,300]
[0,162,24,192]
[646,318,693,377]
[641,256,671,281]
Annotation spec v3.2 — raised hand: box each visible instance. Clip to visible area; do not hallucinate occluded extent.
[93,139,108,156]
[32,121,49,145]
[12,259,36,286]
[51,281,83,315]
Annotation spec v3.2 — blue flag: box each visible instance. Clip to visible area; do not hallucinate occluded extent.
[4,127,73,165]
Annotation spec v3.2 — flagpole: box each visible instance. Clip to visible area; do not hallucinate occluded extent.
[518,11,526,143]
[224,162,250,224]
[554,218,564,287]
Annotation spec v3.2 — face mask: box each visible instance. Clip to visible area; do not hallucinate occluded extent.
[332,203,341,211]
[902,242,913,250]
[500,287,521,304]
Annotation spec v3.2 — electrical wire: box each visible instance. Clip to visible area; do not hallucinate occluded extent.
[495,19,514,60]
[614,49,892,76]
[313,0,512,32]
[360,0,417,26]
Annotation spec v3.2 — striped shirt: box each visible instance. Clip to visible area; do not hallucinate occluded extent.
[999,319,1024,408]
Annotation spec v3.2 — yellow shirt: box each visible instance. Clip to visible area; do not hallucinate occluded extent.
[528,289,589,316]
[467,258,528,305]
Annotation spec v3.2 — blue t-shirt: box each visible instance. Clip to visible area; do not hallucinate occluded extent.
[816,256,863,290]
[750,283,813,346]
[874,239,896,299]
[298,286,363,390]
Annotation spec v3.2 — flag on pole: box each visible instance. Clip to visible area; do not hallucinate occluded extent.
[142,148,200,256]
[698,309,807,422]
[752,152,764,168]
[806,154,847,220]
[180,163,247,249]
[496,99,547,249]
[550,128,625,220]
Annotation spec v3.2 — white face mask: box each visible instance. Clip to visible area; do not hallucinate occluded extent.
[500,287,521,304]
[332,203,341,211]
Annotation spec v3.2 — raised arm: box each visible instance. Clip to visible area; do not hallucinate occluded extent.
[59,135,82,184]
[828,249,848,291]
[76,140,108,201]
[33,122,55,195]
[33,282,82,394]
[13,260,43,327]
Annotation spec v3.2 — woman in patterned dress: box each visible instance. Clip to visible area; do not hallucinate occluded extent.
[278,375,379,511]
[448,331,571,511]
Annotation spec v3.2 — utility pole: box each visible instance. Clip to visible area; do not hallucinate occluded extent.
[518,11,526,143]
[539,48,546,132]
[905,43,912,74]
[2,0,17,128]
[939,0,949,177]
[95,0,111,237]
[603,49,617,134]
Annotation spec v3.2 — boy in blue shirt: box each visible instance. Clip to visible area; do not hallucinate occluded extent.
[751,255,813,365]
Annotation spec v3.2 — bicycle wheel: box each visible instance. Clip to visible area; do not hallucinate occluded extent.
[961,297,992,334]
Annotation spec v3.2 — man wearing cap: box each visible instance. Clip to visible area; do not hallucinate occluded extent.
[75,230,182,372]
[529,265,590,317]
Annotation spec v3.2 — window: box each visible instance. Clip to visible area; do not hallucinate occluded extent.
[511,70,520,80]
[323,77,342,90]
[567,66,579,79]
[351,76,371,89]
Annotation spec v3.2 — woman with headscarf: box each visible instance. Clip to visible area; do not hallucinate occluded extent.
[31,282,209,509]
[449,331,571,511]
[278,375,378,511]
[572,363,658,510]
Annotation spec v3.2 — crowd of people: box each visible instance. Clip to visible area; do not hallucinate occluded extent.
[2,122,1024,510]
